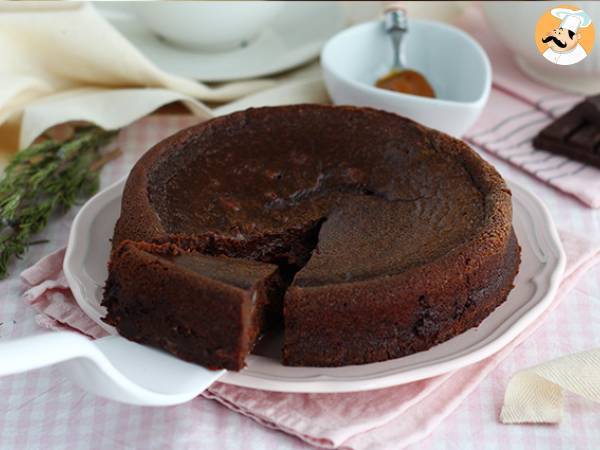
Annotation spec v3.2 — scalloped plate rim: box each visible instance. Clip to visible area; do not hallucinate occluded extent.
[64,177,565,393]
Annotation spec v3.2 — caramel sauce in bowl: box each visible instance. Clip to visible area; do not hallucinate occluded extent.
[375,69,435,98]
[320,19,492,137]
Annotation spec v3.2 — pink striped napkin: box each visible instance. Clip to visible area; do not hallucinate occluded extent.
[20,232,600,450]
[458,7,600,208]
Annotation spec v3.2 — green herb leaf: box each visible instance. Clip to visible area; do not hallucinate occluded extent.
[0,127,118,278]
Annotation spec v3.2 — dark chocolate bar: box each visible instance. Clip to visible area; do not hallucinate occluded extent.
[533,95,600,168]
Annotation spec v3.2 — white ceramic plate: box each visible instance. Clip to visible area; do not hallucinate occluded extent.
[64,177,564,393]
[95,1,344,82]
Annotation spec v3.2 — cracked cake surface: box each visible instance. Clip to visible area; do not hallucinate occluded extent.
[102,104,520,370]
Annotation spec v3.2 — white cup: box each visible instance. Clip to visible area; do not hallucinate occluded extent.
[131,1,284,52]
[482,1,600,94]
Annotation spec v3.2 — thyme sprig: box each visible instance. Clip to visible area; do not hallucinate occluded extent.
[0,127,118,277]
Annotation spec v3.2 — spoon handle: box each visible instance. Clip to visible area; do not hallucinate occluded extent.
[384,6,408,70]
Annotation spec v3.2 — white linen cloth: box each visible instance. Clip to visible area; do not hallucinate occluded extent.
[501,348,600,424]
[0,1,324,151]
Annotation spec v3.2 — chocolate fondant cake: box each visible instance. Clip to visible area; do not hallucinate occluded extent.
[102,105,520,370]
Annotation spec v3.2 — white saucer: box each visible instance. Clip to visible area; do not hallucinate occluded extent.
[64,177,564,393]
[95,1,344,82]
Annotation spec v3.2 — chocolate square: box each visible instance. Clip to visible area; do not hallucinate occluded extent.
[533,95,600,168]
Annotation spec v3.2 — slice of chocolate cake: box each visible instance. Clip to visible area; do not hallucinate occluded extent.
[102,241,283,370]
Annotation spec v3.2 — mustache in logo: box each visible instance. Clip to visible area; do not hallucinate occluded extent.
[542,35,567,48]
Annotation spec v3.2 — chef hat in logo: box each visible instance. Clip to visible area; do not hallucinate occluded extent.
[551,8,592,33]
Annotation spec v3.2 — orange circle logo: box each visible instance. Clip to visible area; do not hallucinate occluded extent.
[535,5,594,65]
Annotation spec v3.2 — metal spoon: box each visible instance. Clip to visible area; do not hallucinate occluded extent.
[376,7,435,98]
[385,7,409,72]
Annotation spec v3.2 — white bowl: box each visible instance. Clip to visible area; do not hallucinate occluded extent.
[131,1,284,52]
[321,19,491,137]
[482,1,600,94]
